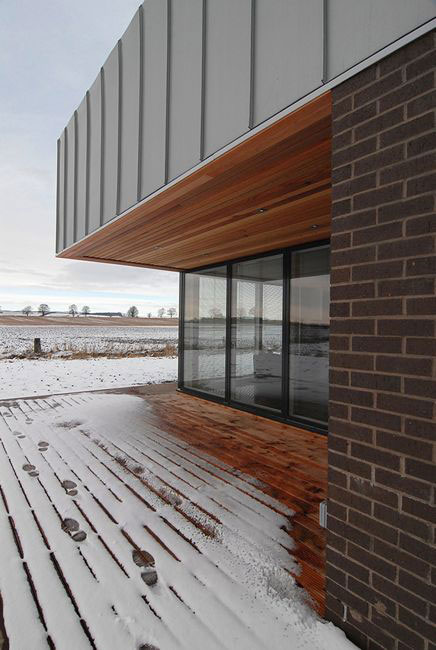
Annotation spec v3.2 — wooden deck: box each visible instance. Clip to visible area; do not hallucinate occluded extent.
[0,389,328,649]
[140,391,328,614]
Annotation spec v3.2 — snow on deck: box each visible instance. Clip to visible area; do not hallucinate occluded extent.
[0,393,354,650]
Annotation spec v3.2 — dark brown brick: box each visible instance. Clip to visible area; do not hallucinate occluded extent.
[354,70,403,108]
[377,392,433,418]
[351,372,401,393]
[349,476,398,508]
[355,106,404,142]
[352,298,402,317]
[351,442,400,471]
[331,267,351,284]
[405,417,436,442]
[377,319,434,337]
[378,194,434,223]
[407,88,436,118]
[402,497,436,525]
[332,245,376,267]
[330,418,373,443]
[374,503,431,541]
[404,377,436,399]
[371,611,425,650]
[327,578,369,616]
[329,369,349,386]
[407,130,436,158]
[332,208,376,233]
[333,172,377,201]
[332,163,352,185]
[379,277,434,297]
[400,531,436,566]
[326,562,347,587]
[333,102,377,135]
[348,542,396,580]
[378,31,435,76]
[328,466,348,489]
[406,50,436,80]
[376,430,433,461]
[328,515,371,550]
[331,385,373,407]
[353,221,403,246]
[329,433,348,453]
[407,171,436,197]
[352,336,402,354]
[405,457,436,484]
[333,65,377,100]
[375,468,431,501]
[328,500,347,521]
[328,547,370,583]
[349,509,398,544]
[333,129,352,151]
[331,232,352,250]
[399,569,436,603]
[407,296,436,315]
[380,112,435,148]
[352,406,401,432]
[327,529,347,552]
[354,143,405,176]
[378,235,434,260]
[374,538,429,579]
[380,71,435,111]
[332,318,375,335]
[330,302,350,317]
[329,402,349,420]
[406,337,436,356]
[332,197,352,217]
[398,607,436,646]
[376,355,433,376]
[330,335,350,351]
[330,451,372,480]
[331,352,374,371]
[331,282,375,301]
[380,152,435,185]
[406,255,436,275]
[333,95,353,119]
[353,183,403,211]
[348,576,396,617]
[372,574,427,617]
[333,136,377,168]
[329,484,372,515]
[352,260,403,281]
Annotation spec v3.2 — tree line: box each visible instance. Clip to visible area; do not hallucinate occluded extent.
[11,304,178,318]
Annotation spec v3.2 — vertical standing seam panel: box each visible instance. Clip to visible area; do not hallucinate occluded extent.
[199,0,207,161]
[62,128,68,251]
[85,91,90,236]
[65,117,76,248]
[73,110,78,243]
[249,0,256,129]
[137,4,144,201]
[101,45,119,225]
[75,97,88,241]
[164,0,172,184]
[87,73,102,234]
[116,39,122,217]
[56,138,63,253]
[99,68,105,227]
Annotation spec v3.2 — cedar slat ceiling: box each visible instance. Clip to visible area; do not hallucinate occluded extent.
[58,92,331,271]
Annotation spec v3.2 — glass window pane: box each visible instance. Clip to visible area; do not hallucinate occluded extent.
[231,254,283,411]
[289,245,330,426]
[183,266,227,398]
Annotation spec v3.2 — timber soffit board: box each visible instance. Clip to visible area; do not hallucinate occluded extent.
[58,91,332,271]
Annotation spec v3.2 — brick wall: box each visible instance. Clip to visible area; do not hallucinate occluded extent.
[327,31,436,650]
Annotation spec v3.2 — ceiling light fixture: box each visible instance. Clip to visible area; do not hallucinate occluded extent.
[310,224,319,229]
[257,208,267,213]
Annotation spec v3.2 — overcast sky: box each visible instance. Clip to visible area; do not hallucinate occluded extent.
[0,0,178,315]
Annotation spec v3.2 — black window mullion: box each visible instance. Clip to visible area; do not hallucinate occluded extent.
[178,271,185,389]
[282,250,290,417]
[225,263,232,403]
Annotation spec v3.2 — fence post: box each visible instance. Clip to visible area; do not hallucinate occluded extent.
[34,338,42,354]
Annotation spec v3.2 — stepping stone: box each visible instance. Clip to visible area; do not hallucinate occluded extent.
[22,464,36,472]
[62,480,77,490]
[139,645,159,650]
[132,549,155,568]
[18,435,25,439]
[13,431,21,436]
[72,531,87,542]
[141,570,158,586]
[39,447,48,453]
[38,442,49,447]
[28,471,39,477]
[62,518,79,533]
[68,489,78,497]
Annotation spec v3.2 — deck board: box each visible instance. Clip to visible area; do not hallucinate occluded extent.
[0,390,329,649]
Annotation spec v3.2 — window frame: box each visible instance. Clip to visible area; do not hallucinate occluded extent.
[179,239,330,435]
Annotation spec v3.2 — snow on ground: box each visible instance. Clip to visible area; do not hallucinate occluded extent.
[0,325,178,358]
[0,356,178,399]
[0,392,356,649]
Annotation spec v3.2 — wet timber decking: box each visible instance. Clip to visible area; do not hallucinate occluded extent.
[144,390,328,614]
[0,387,328,649]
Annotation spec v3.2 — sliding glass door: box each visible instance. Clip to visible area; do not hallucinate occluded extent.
[180,242,330,431]
[230,255,283,411]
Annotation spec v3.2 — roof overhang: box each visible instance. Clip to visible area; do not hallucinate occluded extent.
[58,91,331,271]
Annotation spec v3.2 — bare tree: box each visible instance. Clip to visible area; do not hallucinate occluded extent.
[127,305,139,318]
[69,304,78,317]
[209,307,224,319]
[81,305,90,317]
[157,307,165,318]
[22,305,32,317]
[167,307,177,318]
[147,312,152,319]
[38,304,50,317]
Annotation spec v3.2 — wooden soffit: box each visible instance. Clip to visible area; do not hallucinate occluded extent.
[58,91,332,271]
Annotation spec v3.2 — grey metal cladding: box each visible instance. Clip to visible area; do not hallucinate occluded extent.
[253,0,324,126]
[139,0,168,200]
[327,0,436,80]
[75,96,88,241]
[167,0,203,182]
[57,0,435,253]
[65,116,76,248]
[87,73,102,235]
[101,44,119,226]
[203,0,252,158]
[57,134,65,253]
[119,9,141,214]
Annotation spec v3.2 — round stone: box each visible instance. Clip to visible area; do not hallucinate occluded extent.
[38,441,49,447]
[22,464,35,472]
[62,480,77,490]
[28,470,39,477]
[72,531,87,542]
[68,489,78,497]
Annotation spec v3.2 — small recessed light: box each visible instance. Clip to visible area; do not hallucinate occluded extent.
[310,224,319,229]
[257,208,267,213]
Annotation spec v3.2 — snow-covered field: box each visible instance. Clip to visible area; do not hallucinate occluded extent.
[0,325,178,358]
[0,356,178,400]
